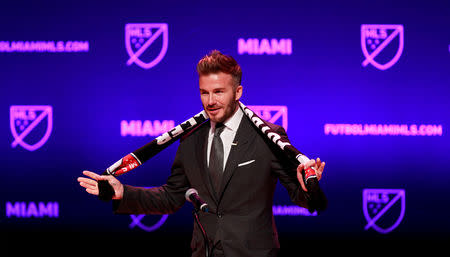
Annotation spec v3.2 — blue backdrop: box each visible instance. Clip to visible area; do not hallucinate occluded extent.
[1,0,449,251]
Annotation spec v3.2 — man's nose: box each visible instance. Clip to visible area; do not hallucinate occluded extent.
[207,94,217,106]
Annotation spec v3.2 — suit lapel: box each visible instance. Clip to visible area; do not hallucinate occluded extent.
[217,116,256,202]
[194,122,219,204]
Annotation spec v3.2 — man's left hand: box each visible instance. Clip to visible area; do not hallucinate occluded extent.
[296,158,325,192]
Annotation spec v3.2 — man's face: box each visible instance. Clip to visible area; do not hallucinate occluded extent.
[199,72,242,123]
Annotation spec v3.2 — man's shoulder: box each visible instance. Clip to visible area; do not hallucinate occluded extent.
[245,115,286,135]
[180,120,209,143]
[266,121,285,133]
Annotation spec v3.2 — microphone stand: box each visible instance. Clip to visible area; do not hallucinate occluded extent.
[192,209,211,257]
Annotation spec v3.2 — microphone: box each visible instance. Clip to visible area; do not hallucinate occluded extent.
[185,188,209,213]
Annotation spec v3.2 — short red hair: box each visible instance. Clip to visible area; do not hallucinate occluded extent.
[197,50,242,87]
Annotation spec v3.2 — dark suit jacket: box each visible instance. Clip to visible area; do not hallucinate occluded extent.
[114,114,312,257]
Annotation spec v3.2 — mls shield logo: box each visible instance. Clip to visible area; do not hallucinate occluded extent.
[247,105,288,131]
[363,189,405,234]
[361,24,404,70]
[125,23,169,69]
[10,105,53,151]
[129,214,168,232]
[128,187,168,232]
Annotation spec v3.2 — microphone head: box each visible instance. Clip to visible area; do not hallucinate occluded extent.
[185,188,198,201]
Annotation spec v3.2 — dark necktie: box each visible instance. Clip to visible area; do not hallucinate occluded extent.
[209,123,226,194]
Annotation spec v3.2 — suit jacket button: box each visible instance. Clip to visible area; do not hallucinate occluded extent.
[217,213,223,218]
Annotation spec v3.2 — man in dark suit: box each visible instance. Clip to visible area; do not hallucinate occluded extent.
[78,50,326,257]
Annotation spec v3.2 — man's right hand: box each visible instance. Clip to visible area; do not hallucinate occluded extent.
[77,170,124,200]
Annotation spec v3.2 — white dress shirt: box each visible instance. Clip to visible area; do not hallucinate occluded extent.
[207,106,243,171]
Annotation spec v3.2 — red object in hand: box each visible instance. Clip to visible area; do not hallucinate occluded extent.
[106,153,141,176]
[304,166,317,183]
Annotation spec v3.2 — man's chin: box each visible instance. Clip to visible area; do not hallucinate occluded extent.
[209,116,224,123]
[206,110,222,122]
[209,113,226,123]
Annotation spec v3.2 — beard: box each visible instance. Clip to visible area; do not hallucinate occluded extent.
[204,94,238,123]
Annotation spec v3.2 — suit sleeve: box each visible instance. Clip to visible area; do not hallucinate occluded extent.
[113,144,189,215]
[270,126,327,212]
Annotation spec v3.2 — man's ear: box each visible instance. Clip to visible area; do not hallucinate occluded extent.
[235,85,243,101]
